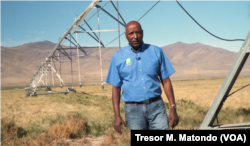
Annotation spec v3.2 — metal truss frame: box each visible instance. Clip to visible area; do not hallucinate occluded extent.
[26,0,102,97]
[199,30,250,130]
[26,0,130,96]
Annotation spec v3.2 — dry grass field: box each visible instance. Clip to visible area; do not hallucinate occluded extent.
[1,76,250,145]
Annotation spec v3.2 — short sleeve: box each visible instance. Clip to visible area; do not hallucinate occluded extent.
[105,55,122,87]
[158,48,175,80]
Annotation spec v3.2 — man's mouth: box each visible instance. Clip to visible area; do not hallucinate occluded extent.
[133,41,139,44]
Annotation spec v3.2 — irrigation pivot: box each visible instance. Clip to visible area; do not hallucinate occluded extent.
[25,0,160,97]
[25,0,101,97]
[199,30,250,130]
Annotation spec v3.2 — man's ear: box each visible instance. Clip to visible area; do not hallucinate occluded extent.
[142,29,144,39]
[125,31,128,40]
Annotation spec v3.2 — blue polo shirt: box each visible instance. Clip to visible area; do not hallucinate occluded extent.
[106,42,175,102]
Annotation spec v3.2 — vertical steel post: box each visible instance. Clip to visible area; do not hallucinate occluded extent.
[75,16,82,87]
[117,0,121,50]
[58,53,62,87]
[45,61,48,86]
[97,8,104,89]
[51,58,55,88]
[70,34,74,88]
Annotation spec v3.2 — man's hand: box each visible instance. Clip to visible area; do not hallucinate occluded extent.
[112,86,127,134]
[161,77,179,129]
[114,116,126,134]
[168,108,179,129]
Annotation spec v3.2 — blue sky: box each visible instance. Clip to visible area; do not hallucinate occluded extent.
[1,0,250,52]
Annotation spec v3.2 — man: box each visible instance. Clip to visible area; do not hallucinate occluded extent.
[106,21,178,133]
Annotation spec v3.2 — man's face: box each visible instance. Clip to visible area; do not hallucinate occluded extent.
[125,22,143,50]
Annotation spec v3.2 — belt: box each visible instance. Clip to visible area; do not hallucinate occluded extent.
[125,96,161,104]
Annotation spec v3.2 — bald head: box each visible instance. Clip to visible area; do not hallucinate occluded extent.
[125,21,143,50]
[126,21,142,32]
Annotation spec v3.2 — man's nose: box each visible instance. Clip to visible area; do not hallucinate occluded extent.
[132,33,138,39]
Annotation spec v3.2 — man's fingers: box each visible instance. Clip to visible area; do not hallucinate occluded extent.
[168,117,172,125]
[172,121,176,129]
[114,117,126,134]
[171,118,179,129]
[122,121,126,129]
[171,120,175,128]
[175,119,179,126]
[170,121,175,129]
[114,125,122,134]
[170,117,174,125]
[169,116,178,129]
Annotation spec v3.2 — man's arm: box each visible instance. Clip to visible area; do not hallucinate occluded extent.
[112,86,126,134]
[161,77,179,129]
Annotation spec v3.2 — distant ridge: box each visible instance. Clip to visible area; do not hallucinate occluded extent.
[1,41,249,86]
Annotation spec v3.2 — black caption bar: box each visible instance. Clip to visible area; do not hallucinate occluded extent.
[131,130,249,145]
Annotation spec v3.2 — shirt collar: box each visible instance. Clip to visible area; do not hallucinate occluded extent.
[129,41,144,53]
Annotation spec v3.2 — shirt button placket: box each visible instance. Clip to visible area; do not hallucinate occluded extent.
[138,51,147,99]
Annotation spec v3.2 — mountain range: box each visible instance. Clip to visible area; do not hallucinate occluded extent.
[1,41,250,87]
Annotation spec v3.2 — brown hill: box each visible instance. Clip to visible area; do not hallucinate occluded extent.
[160,42,250,80]
[1,41,54,86]
[1,41,249,87]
